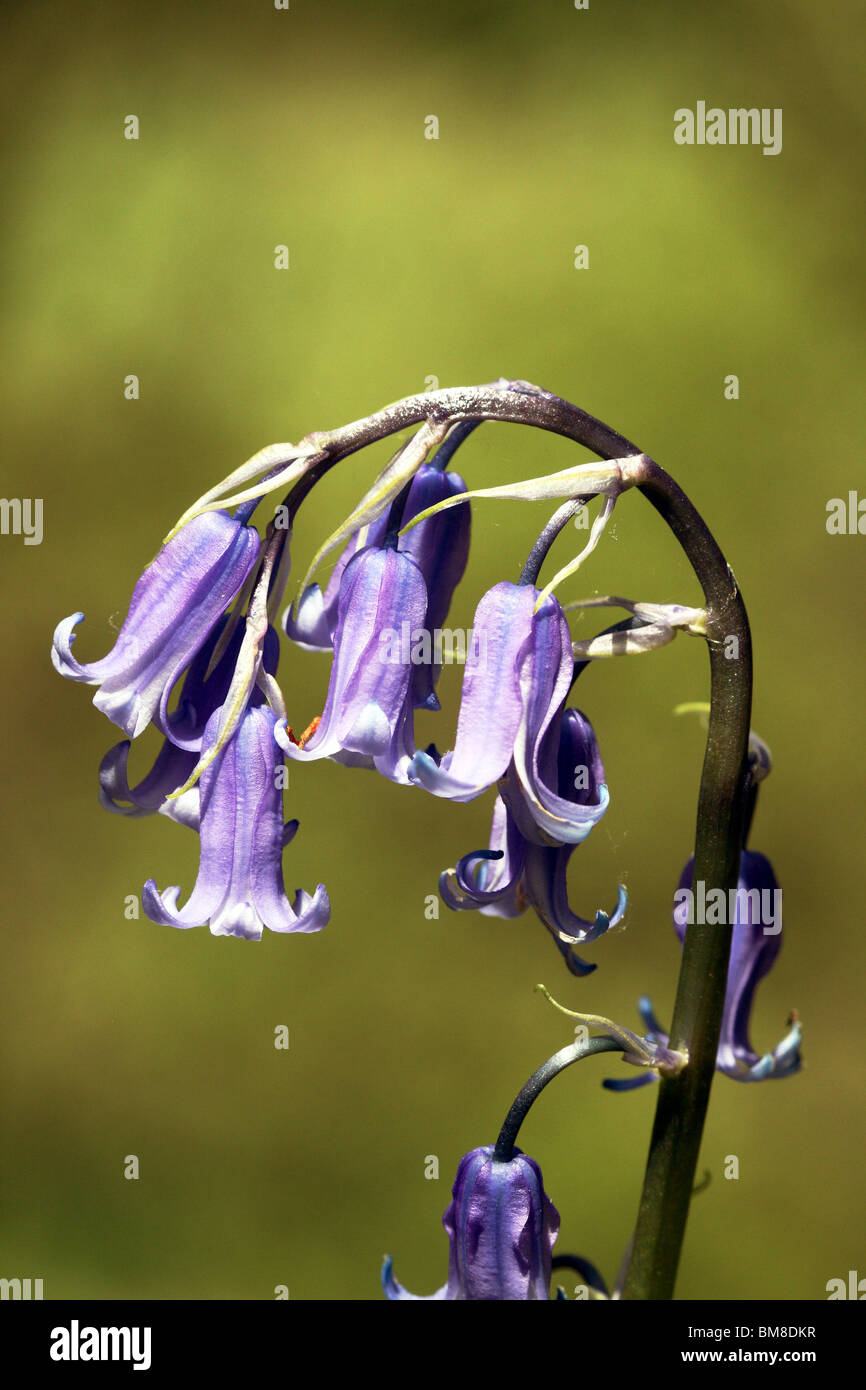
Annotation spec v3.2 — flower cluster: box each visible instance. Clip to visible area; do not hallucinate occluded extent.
[438,700,624,975]
[53,510,329,941]
[53,431,620,959]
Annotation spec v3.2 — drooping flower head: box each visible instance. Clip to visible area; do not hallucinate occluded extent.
[52,510,261,739]
[143,702,329,941]
[408,581,591,823]
[276,544,428,782]
[383,1145,560,1300]
[440,709,625,974]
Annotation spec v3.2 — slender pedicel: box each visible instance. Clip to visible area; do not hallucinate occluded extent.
[494,1036,626,1164]
[519,497,590,586]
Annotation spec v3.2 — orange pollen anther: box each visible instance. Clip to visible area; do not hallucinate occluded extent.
[297,715,322,749]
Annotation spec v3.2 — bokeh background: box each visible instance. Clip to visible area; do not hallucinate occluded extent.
[2,0,863,1301]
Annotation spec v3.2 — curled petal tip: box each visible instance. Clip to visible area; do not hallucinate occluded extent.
[51,613,90,680]
[381,1255,404,1300]
[142,880,199,930]
[559,947,597,977]
[602,1074,657,1093]
[285,884,331,934]
[721,1019,803,1082]
[97,741,138,817]
[381,1254,445,1301]
[612,883,628,923]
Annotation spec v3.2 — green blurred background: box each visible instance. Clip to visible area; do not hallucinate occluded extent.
[1,0,863,1300]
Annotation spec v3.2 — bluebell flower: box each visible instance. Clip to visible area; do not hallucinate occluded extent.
[98,620,280,823]
[408,582,579,809]
[604,849,801,1090]
[52,511,261,739]
[143,703,329,940]
[383,1145,560,1300]
[284,462,470,711]
[283,512,390,652]
[440,709,626,975]
[275,544,429,782]
[500,700,610,848]
[398,464,471,711]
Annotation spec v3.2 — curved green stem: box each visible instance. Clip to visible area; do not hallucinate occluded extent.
[617,457,753,1299]
[520,497,590,586]
[494,1036,624,1162]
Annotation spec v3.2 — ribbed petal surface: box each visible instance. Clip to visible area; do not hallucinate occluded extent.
[383,1145,559,1300]
[277,547,427,768]
[52,511,260,739]
[409,583,537,801]
[143,704,329,940]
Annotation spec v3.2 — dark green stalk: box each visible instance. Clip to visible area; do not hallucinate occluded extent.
[618,459,752,1299]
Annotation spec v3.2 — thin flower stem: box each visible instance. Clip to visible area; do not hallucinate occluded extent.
[494,1036,625,1162]
[616,457,752,1301]
[519,497,589,585]
[428,418,483,471]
